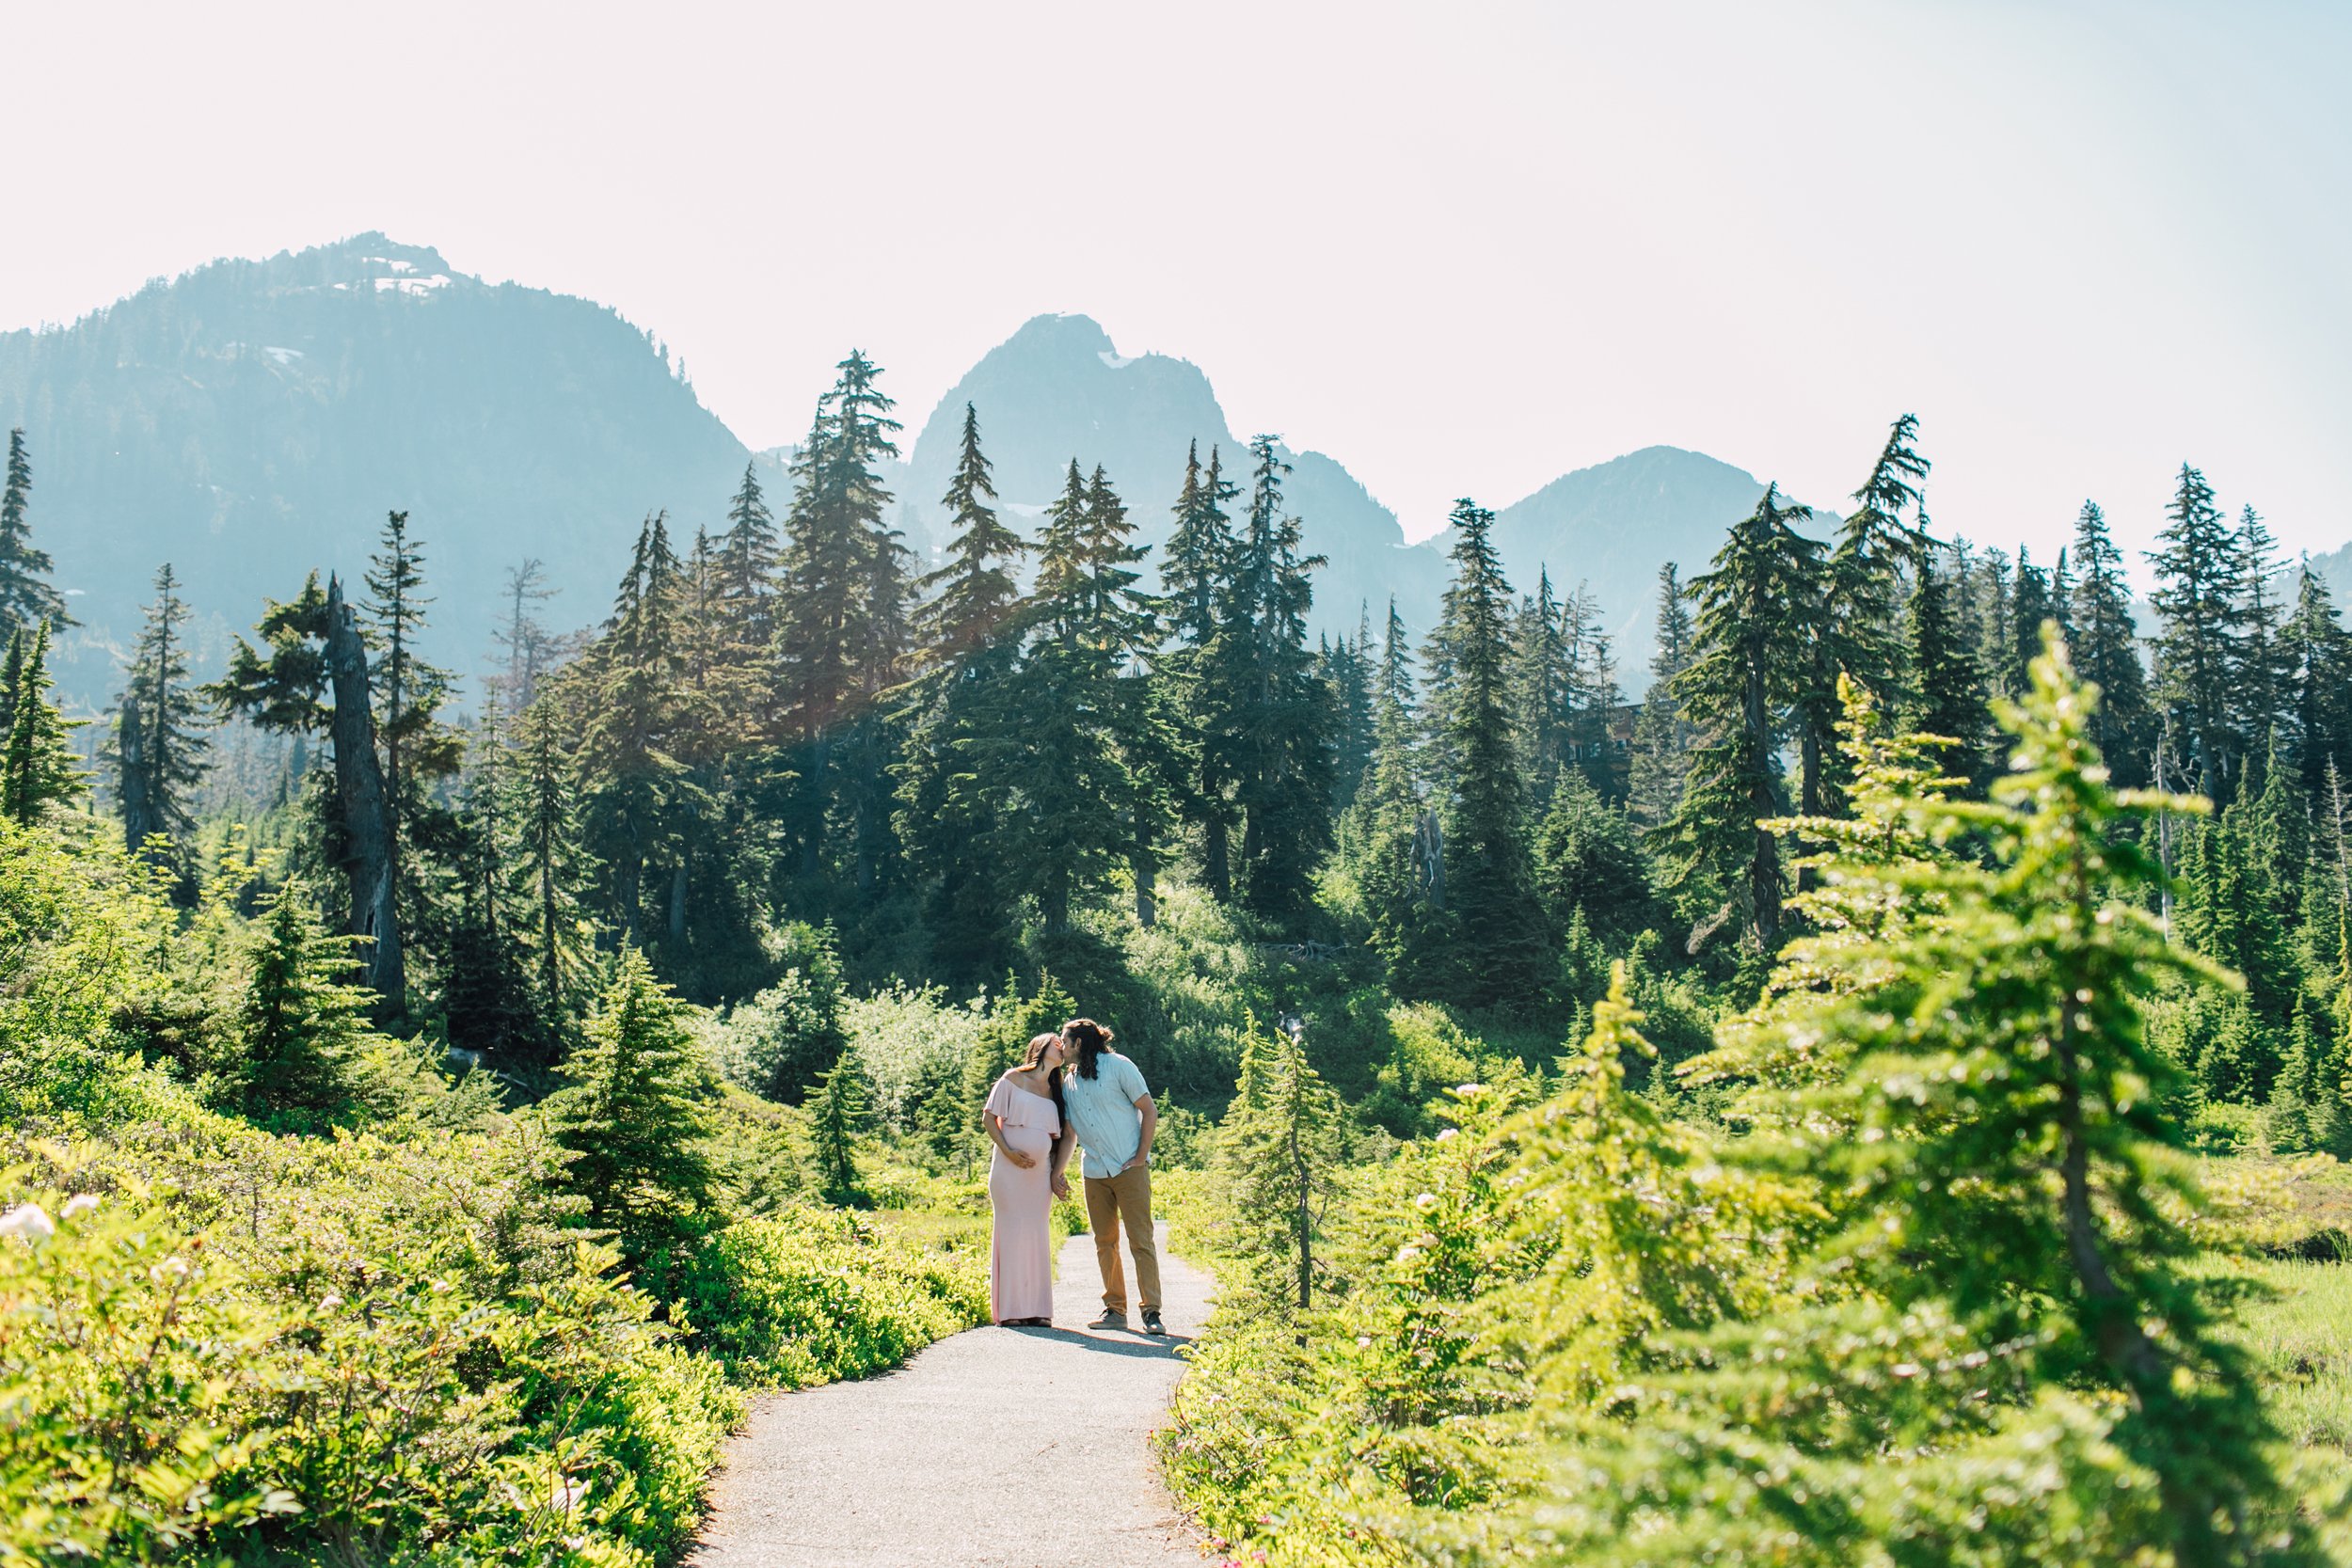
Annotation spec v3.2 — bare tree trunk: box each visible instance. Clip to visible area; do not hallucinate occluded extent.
[324,575,403,1015]
[1203,816,1231,901]
[669,859,689,942]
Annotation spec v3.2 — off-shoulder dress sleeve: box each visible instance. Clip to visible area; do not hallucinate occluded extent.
[983,1075,1013,1120]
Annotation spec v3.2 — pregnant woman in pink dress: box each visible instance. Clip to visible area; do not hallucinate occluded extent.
[983,1032,1070,1325]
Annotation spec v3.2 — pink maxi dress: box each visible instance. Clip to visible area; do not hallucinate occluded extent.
[985,1075,1059,1323]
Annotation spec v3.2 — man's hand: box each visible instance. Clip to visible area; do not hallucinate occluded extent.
[1050,1174,1071,1200]
[1120,1153,1149,1174]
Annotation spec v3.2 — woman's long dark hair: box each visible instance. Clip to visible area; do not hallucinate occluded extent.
[1062,1017,1114,1082]
[1016,1031,1067,1118]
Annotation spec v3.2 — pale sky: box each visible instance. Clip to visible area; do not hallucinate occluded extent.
[7,1,2344,566]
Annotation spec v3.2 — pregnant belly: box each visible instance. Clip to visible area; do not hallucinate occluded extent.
[1000,1124,1054,1162]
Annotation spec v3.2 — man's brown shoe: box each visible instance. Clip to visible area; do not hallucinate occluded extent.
[1089,1308,1128,1332]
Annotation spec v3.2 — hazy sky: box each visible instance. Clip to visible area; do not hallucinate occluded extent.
[8,2,2344,564]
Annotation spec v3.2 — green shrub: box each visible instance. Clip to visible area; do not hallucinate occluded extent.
[841,982,983,1132]
[676,1210,988,1388]
[0,1148,742,1568]
[706,923,846,1102]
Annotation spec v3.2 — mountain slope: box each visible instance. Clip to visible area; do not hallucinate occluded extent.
[1479,446,1778,683]
[898,315,1445,640]
[0,234,752,699]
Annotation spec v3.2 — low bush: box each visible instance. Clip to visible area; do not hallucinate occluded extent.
[675,1209,989,1388]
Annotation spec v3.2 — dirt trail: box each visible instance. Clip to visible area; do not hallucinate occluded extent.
[690,1225,1210,1567]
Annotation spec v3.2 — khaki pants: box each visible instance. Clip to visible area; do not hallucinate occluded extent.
[1083,1164,1161,1314]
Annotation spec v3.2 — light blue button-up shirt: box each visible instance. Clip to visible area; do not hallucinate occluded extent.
[1060,1051,1151,1180]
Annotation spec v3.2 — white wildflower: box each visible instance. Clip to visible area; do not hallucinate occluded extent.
[0,1203,55,1242]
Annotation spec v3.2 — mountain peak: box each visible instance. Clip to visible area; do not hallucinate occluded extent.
[998,311,1119,359]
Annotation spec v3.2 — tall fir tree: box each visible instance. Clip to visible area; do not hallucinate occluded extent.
[774,350,906,890]
[2281,562,2352,795]
[2149,464,2247,801]
[2233,503,2287,768]
[996,462,1155,932]
[1510,569,1574,803]
[2008,546,2054,698]
[1427,499,1549,1006]
[107,563,212,863]
[1,623,86,825]
[1802,413,1929,812]
[1159,441,1244,899]
[0,430,71,641]
[2067,500,2155,788]
[1226,437,1333,923]
[1627,562,1696,826]
[717,460,783,668]
[898,404,1031,976]
[1560,582,1623,800]
[914,404,1026,664]
[1661,484,1822,949]
[1320,608,1376,815]
[1345,598,1440,984]
[1901,540,1988,784]
[363,510,461,959]
[511,692,596,1024]
[579,513,703,945]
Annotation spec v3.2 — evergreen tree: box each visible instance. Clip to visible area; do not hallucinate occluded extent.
[2067,500,2155,788]
[1626,563,1695,826]
[1428,499,1549,1006]
[1534,770,1656,950]
[717,460,783,666]
[442,721,547,1065]
[1227,438,1333,922]
[774,350,906,891]
[107,563,212,863]
[1901,541,1986,783]
[1971,545,2015,699]
[543,946,719,1257]
[1321,608,1376,814]
[898,404,1031,976]
[2149,464,2247,800]
[1660,484,1822,949]
[364,509,460,842]
[2233,504,2287,762]
[2008,546,2054,698]
[1,623,87,825]
[228,887,380,1132]
[1510,569,1573,802]
[0,429,71,641]
[1345,599,1439,984]
[1801,413,1929,811]
[996,462,1154,932]
[914,404,1026,664]
[1215,1018,1342,1310]
[808,1054,871,1203]
[579,513,704,944]
[208,574,405,1010]
[1160,442,1245,898]
[2280,564,2352,794]
[511,694,596,1023]
[1556,636,2315,1566]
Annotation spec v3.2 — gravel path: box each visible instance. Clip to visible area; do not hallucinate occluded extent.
[690,1224,1211,1567]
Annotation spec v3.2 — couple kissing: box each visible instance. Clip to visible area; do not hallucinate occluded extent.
[981,1017,1162,1335]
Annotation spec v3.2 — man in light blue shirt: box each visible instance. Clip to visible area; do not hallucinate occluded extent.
[1050,1017,1162,1334]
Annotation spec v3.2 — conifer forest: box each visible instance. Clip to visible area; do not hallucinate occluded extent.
[8,328,2352,1568]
